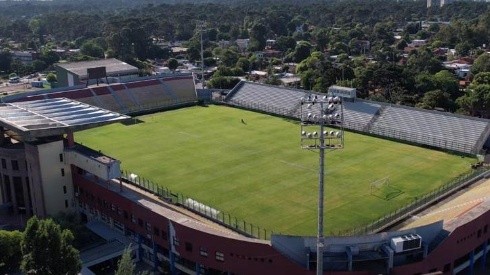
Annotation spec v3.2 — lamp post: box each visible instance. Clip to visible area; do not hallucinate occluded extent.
[300,94,344,274]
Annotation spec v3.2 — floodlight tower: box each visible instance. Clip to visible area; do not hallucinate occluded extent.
[300,94,344,274]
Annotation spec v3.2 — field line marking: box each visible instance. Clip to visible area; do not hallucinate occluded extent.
[278,160,316,172]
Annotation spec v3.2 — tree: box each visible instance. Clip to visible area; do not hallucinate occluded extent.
[274,36,296,53]
[80,41,105,58]
[115,245,135,275]
[236,57,250,72]
[0,230,22,274]
[207,76,240,89]
[249,22,267,51]
[21,217,81,275]
[219,48,239,67]
[46,72,57,84]
[471,53,490,75]
[167,58,179,72]
[433,70,460,99]
[417,89,453,111]
[291,41,312,63]
[472,72,490,86]
[0,50,12,73]
[39,50,60,67]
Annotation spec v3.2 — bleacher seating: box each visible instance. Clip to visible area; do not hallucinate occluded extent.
[160,77,197,101]
[370,106,489,154]
[90,94,124,113]
[110,84,139,111]
[343,100,381,131]
[224,81,490,154]
[226,82,381,131]
[226,82,305,117]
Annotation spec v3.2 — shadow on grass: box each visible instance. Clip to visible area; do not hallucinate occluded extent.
[121,118,145,126]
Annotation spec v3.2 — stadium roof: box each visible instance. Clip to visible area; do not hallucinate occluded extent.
[56,58,138,78]
[0,98,129,141]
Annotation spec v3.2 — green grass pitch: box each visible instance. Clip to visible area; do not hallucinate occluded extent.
[76,105,474,236]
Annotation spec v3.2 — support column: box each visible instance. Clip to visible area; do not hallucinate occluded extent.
[195,262,200,274]
[0,176,5,204]
[423,242,429,258]
[170,252,176,275]
[22,177,31,216]
[66,131,75,148]
[8,176,17,214]
[346,247,353,271]
[382,244,394,274]
[469,250,475,275]
[153,239,158,272]
[482,240,488,270]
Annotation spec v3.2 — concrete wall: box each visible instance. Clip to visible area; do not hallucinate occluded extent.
[37,140,74,215]
[25,139,74,217]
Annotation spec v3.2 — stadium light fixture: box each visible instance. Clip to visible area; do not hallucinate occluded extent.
[299,94,344,274]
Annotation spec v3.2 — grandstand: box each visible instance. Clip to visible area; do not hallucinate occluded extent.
[369,105,490,154]
[225,81,490,155]
[3,75,198,115]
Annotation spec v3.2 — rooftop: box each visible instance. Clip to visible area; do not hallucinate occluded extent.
[0,98,129,141]
[56,58,138,78]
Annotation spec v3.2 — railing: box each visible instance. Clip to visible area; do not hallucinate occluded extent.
[335,167,488,236]
[120,170,273,240]
[120,166,487,239]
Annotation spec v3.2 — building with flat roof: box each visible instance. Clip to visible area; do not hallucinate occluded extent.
[55,58,139,87]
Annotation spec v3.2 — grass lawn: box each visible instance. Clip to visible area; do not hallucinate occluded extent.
[76,105,474,236]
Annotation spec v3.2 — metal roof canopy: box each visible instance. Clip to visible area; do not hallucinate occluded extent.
[56,58,138,78]
[0,98,130,141]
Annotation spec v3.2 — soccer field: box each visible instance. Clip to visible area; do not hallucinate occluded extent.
[76,105,474,236]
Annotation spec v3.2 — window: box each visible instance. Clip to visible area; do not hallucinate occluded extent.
[61,168,65,177]
[478,229,482,238]
[185,242,193,252]
[145,222,151,232]
[200,247,208,257]
[11,160,19,170]
[215,252,224,262]
[59,153,64,162]
[484,224,488,234]
[173,237,180,246]
[63,186,67,194]
[161,231,167,240]
[65,199,69,208]
[1,159,6,169]
[138,218,143,227]
[131,214,137,224]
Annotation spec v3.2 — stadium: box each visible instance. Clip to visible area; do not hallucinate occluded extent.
[0,69,489,274]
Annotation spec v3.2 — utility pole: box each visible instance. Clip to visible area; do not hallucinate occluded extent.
[196,21,206,88]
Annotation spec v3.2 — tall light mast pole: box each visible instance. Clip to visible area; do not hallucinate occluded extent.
[300,94,344,274]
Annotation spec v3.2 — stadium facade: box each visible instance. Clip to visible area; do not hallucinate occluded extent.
[0,75,489,274]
